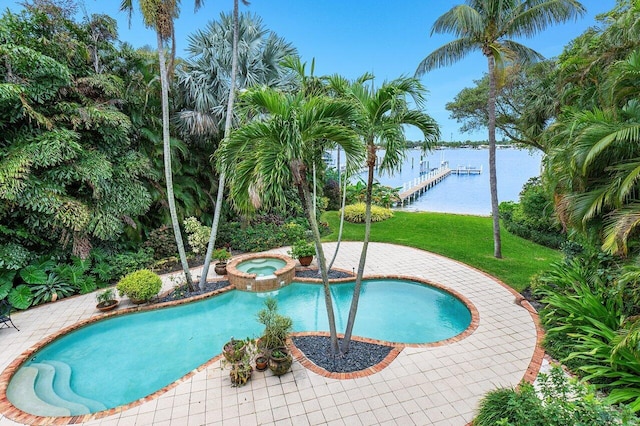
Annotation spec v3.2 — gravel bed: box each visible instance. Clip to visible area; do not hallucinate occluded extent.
[295,269,353,279]
[157,280,231,303]
[292,336,393,373]
[521,288,545,312]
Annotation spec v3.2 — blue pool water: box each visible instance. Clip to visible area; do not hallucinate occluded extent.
[9,279,471,414]
[236,258,286,276]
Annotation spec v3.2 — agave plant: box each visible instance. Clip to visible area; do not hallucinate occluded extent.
[29,272,75,305]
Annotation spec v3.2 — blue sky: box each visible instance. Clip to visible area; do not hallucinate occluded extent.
[7,0,614,141]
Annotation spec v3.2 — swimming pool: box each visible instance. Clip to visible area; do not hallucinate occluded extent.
[6,279,472,416]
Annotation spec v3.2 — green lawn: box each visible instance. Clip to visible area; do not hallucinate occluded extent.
[321,211,562,292]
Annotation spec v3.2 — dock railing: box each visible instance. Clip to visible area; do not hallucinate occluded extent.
[401,165,449,193]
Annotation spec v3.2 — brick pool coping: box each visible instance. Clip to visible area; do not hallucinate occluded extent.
[226,253,297,291]
[0,265,542,426]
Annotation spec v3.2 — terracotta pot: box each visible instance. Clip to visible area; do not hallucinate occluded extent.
[268,347,292,376]
[96,300,119,312]
[255,355,268,372]
[223,340,246,363]
[214,262,227,275]
[298,256,313,267]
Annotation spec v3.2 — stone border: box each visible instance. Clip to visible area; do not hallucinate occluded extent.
[226,253,296,291]
[289,332,403,380]
[0,273,479,425]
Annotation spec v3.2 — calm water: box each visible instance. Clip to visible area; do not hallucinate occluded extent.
[236,258,286,276]
[14,279,470,412]
[334,147,543,216]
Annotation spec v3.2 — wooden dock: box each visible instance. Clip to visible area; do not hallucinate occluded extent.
[398,166,451,206]
[451,165,482,175]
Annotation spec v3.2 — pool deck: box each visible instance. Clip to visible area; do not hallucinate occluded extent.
[0,242,542,426]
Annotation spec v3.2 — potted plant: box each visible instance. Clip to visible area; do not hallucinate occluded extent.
[220,337,254,387]
[95,288,118,312]
[228,356,252,386]
[268,346,293,376]
[116,269,162,304]
[213,248,231,275]
[222,337,247,363]
[257,297,293,351]
[255,354,268,372]
[287,240,315,267]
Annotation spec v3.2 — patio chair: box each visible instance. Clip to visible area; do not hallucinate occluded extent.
[0,299,19,331]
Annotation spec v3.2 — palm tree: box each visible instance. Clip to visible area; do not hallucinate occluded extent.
[329,75,439,352]
[119,0,205,290]
[176,6,295,288]
[177,11,296,137]
[415,0,585,258]
[545,54,640,255]
[198,0,242,288]
[218,87,364,355]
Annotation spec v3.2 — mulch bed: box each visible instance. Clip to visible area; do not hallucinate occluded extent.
[521,287,545,312]
[157,280,231,303]
[292,335,393,373]
[295,268,354,279]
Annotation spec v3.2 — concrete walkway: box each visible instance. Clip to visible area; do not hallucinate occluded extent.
[0,242,540,425]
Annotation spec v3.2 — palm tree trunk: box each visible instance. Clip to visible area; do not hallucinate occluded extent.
[341,143,375,353]
[487,54,502,259]
[199,0,241,289]
[327,163,349,270]
[312,161,317,218]
[157,31,194,290]
[291,159,340,355]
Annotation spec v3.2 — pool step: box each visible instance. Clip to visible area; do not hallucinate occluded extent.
[6,367,71,417]
[31,363,91,415]
[41,360,107,413]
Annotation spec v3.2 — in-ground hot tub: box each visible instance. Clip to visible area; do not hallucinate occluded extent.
[226,253,296,292]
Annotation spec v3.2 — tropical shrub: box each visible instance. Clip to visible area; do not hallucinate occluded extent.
[107,248,154,280]
[19,259,75,305]
[144,225,177,260]
[346,181,400,208]
[538,258,640,410]
[323,177,341,211]
[282,222,306,243]
[499,177,565,249]
[116,269,162,302]
[0,7,153,261]
[473,366,637,425]
[183,217,210,254]
[7,285,32,310]
[96,288,116,305]
[54,257,96,295]
[0,243,32,271]
[257,297,293,350]
[28,273,75,305]
[343,203,393,223]
[213,248,231,263]
[287,240,315,258]
[220,220,310,253]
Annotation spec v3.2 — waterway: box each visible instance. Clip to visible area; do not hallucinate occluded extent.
[332,147,543,216]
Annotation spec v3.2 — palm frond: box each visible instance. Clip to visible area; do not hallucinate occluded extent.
[431,4,484,38]
[507,0,586,39]
[415,38,478,76]
[602,206,640,255]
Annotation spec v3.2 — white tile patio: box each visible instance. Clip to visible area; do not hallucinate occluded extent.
[0,242,540,425]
